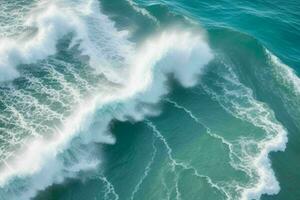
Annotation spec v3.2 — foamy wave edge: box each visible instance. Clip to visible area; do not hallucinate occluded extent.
[238,49,298,200]
[0,0,213,199]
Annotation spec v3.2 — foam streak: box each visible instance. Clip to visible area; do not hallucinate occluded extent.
[145,120,228,199]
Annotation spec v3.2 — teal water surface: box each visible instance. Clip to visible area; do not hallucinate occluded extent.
[0,0,299,200]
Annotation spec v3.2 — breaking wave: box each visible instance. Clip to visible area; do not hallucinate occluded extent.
[0,0,212,199]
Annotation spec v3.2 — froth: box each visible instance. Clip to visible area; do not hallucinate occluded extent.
[265,49,300,95]
[0,0,132,83]
[201,57,288,200]
[0,1,213,198]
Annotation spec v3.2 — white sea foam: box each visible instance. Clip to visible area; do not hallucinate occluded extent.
[2,2,294,200]
[201,58,288,200]
[265,49,300,95]
[0,0,213,198]
[99,175,119,200]
[165,99,249,176]
[264,49,300,129]
[146,121,228,199]
[0,1,72,81]
[130,135,157,200]
[126,0,158,23]
[0,0,132,83]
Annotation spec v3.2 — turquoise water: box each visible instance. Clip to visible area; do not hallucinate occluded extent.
[0,0,299,200]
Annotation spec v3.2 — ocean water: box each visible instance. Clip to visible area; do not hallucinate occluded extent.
[0,0,299,200]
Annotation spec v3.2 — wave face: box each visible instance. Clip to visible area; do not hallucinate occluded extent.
[0,0,300,200]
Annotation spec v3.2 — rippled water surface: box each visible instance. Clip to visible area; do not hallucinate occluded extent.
[0,0,299,200]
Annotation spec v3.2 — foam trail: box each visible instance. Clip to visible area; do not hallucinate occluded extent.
[165,99,234,152]
[130,136,157,200]
[145,120,229,199]
[146,120,186,171]
[165,98,226,141]
[165,99,251,198]
[146,120,185,200]
[265,49,300,95]
[165,98,246,173]
[165,98,221,138]
[265,49,300,128]
[126,0,159,23]
[99,175,119,200]
[165,99,202,125]
[0,0,132,82]
[0,0,132,187]
[0,0,214,197]
[201,58,288,200]
[162,176,172,200]
[0,14,213,200]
